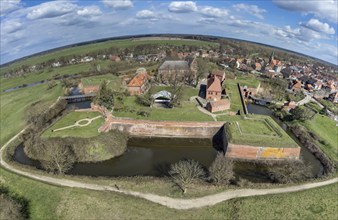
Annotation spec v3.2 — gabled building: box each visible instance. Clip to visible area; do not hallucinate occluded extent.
[206,99,230,112]
[206,75,222,101]
[157,60,192,84]
[127,69,150,95]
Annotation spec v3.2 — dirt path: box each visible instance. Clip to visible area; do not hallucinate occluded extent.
[1,129,337,210]
[53,115,102,132]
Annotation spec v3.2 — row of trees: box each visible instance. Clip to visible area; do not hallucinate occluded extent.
[169,153,313,194]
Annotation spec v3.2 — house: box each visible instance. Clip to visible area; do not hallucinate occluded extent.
[291,80,302,92]
[282,101,297,112]
[127,69,150,95]
[206,75,222,101]
[210,69,225,82]
[157,60,192,84]
[206,99,230,113]
[110,55,121,62]
[327,92,338,103]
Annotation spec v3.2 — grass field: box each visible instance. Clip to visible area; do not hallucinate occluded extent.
[1,39,218,73]
[42,111,104,138]
[0,84,63,146]
[303,114,338,162]
[1,167,337,219]
[226,116,299,148]
[81,74,123,90]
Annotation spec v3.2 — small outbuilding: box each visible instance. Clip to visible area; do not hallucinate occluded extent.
[206,99,230,113]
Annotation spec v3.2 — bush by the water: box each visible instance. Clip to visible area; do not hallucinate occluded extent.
[267,161,312,184]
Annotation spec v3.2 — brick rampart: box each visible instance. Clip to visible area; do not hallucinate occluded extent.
[226,143,301,160]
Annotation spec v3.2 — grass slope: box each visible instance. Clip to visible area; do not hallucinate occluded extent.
[1,168,337,219]
[0,84,63,146]
[303,114,338,162]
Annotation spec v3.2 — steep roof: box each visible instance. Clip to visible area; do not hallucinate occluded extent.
[128,72,149,87]
[207,76,222,92]
[159,60,189,70]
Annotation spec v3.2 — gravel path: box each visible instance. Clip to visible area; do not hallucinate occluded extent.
[1,129,337,210]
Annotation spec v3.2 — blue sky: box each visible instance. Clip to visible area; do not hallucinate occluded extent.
[1,0,337,65]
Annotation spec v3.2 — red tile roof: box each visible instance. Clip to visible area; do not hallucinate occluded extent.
[128,72,149,87]
[207,76,222,92]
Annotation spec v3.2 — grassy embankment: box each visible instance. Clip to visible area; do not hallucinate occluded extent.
[0,84,63,146]
[1,168,337,219]
[302,114,338,162]
[226,115,299,148]
[42,111,104,138]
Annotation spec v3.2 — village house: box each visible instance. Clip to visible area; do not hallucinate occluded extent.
[210,69,225,82]
[206,99,230,113]
[110,55,121,62]
[127,68,150,95]
[327,92,338,103]
[206,75,222,101]
[290,80,302,92]
[282,101,297,112]
[157,60,192,84]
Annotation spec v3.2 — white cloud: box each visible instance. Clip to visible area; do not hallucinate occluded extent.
[199,6,228,18]
[273,0,338,23]
[301,19,335,35]
[27,1,77,19]
[0,0,22,15]
[77,6,102,17]
[103,0,133,10]
[233,4,267,19]
[136,10,157,19]
[1,20,23,34]
[168,1,197,13]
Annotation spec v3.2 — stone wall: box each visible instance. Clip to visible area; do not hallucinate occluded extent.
[103,118,224,138]
[226,143,301,160]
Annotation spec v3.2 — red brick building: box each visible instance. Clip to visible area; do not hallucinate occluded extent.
[206,99,230,112]
[206,76,222,101]
[127,71,150,95]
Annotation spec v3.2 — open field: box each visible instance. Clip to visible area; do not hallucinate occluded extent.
[224,82,243,112]
[81,74,122,89]
[1,167,337,219]
[0,84,63,146]
[1,39,218,72]
[303,114,338,162]
[42,111,104,138]
[226,116,299,148]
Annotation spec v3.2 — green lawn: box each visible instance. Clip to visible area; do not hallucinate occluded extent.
[224,81,243,112]
[42,111,104,138]
[303,114,338,162]
[226,116,299,148]
[81,74,122,90]
[1,168,337,219]
[0,84,63,146]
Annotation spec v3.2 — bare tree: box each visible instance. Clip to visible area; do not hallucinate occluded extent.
[40,140,76,174]
[169,159,205,194]
[209,153,234,185]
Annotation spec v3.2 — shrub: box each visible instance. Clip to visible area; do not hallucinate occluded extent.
[267,161,312,184]
[209,153,234,185]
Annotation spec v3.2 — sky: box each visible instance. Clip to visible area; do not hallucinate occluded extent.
[1,0,337,65]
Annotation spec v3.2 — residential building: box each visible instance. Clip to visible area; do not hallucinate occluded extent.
[127,69,150,96]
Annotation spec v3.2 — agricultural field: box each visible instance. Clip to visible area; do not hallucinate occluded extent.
[81,74,123,90]
[42,111,104,138]
[226,116,299,148]
[1,39,218,72]
[302,114,338,162]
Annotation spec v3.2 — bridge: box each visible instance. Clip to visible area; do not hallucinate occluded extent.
[60,93,96,103]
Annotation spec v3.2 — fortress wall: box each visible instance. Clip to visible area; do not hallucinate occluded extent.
[226,143,301,160]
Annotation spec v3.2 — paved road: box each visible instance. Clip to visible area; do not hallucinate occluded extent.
[1,129,337,210]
